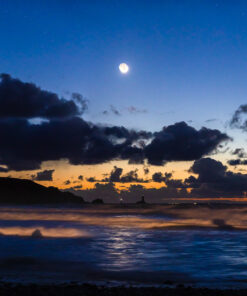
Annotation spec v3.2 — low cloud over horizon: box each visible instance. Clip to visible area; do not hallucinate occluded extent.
[68,158,247,202]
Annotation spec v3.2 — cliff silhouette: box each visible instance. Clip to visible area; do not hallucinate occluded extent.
[0,177,84,204]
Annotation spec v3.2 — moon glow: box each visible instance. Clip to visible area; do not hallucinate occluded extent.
[119,63,129,74]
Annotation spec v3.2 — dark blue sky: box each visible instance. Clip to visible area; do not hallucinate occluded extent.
[1,0,247,132]
[2,1,247,199]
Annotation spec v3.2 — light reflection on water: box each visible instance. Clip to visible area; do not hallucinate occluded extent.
[1,205,247,287]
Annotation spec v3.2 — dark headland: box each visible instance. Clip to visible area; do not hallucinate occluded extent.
[0,177,84,204]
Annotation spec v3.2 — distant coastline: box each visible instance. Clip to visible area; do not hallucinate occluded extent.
[0,177,84,205]
[1,177,247,206]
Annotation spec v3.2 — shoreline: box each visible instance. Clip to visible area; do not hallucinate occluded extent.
[1,282,247,296]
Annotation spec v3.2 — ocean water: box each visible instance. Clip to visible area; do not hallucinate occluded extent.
[1,204,247,288]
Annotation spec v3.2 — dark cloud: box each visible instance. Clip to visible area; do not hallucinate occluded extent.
[0,116,152,170]
[227,159,247,166]
[205,118,217,123]
[119,184,189,203]
[0,118,229,171]
[67,182,188,203]
[116,169,148,183]
[231,148,247,158]
[188,158,247,197]
[87,177,97,182]
[127,106,147,114]
[69,158,247,202]
[151,158,247,197]
[0,74,87,119]
[110,105,121,116]
[152,172,186,188]
[32,169,54,181]
[143,167,149,175]
[88,166,149,183]
[74,182,119,203]
[108,166,123,182]
[102,105,121,116]
[64,180,71,185]
[230,104,247,129]
[103,105,147,116]
[189,158,226,183]
[152,172,163,183]
[162,175,187,189]
[78,175,83,180]
[0,74,229,171]
[71,93,88,113]
[152,172,172,183]
[144,122,229,165]
[73,185,82,189]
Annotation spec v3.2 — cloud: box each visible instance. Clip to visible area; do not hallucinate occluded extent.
[64,180,71,185]
[143,166,149,175]
[0,116,151,170]
[103,105,147,116]
[0,74,229,171]
[87,166,149,183]
[144,122,229,165]
[119,184,189,203]
[87,177,97,182]
[73,185,82,189]
[231,148,247,158]
[0,74,87,119]
[230,104,247,129]
[152,158,247,197]
[103,105,121,116]
[227,159,247,166]
[74,182,119,203]
[188,158,247,197]
[109,167,148,183]
[71,93,88,113]
[152,172,187,188]
[110,105,121,116]
[67,182,188,203]
[78,175,83,180]
[0,119,229,171]
[0,166,9,172]
[189,158,226,183]
[205,118,217,123]
[32,169,54,181]
[127,106,147,114]
[71,158,247,202]
[108,166,123,182]
[152,172,172,183]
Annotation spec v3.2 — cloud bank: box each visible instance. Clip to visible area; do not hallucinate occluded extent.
[70,158,247,202]
[0,74,230,172]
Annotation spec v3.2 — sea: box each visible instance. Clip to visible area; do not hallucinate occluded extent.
[0,204,247,288]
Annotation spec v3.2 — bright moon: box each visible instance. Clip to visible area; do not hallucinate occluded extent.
[119,63,129,74]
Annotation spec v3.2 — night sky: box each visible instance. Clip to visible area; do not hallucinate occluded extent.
[1,1,247,202]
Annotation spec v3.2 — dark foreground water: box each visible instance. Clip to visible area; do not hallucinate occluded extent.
[1,204,247,288]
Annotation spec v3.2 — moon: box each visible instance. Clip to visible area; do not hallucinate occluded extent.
[119,63,129,74]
